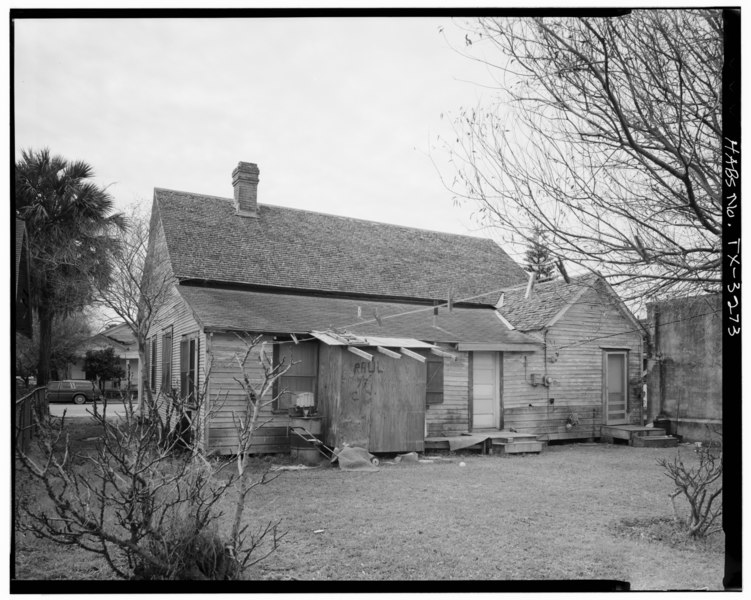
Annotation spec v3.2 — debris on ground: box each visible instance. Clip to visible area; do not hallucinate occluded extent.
[394,452,419,464]
[336,446,380,471]
[270,464,320,471]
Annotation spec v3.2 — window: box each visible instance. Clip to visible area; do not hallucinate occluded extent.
[150,337,158,391]
[162,327,173,392]
[426,355,444,405]
[180,336,199,406]
[273,341,318,411]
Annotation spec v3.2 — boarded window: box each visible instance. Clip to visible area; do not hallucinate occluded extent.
[180,337,199,406]
[161,327,173,392]
[274,341,318,411]
[426,355,444,405]
[150,337,158,391]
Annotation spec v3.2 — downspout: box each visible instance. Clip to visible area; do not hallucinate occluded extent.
[655,305,665,420]
[543,328,551,433]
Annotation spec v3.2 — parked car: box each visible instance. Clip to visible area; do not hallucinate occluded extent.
[47,380,103,404]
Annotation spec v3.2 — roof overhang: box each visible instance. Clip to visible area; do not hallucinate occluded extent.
[311,331,433,348]
[311,330,456,363]
[456,342,541,352]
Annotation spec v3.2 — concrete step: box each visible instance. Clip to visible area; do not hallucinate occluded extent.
[631,435,679,448]
[492,441,545,455]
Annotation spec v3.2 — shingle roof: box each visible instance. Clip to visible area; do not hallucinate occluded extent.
[155,189,526,305]
[177,285,540,346]
[498,274,600,332]
[100,323,137,346]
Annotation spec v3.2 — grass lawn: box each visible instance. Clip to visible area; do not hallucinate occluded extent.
[14,419,725,589]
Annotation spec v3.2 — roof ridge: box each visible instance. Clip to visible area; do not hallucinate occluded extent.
[502,273,596,293]
[154,187,497,242]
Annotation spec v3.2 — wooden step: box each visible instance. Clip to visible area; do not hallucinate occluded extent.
[631,435,679,448]
[493,441,544,455]
[601,425,665,441]
[490,433,539,444]
[637,428,667,437]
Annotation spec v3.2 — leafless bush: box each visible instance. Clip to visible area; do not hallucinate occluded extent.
[658,429,722,538]
[15,336,291,580]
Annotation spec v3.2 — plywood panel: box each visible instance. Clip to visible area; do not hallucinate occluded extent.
[332,348,426,452]
[335,350,373,449]
[367,352,426,452]
[317,343,341,448]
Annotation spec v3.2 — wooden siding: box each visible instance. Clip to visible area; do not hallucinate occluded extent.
[205,332,289,455]
[143,217,209,451]
[502,286,643,439]
[146,284,207,449]
[504,405,602,441]
[317,343,342,449]
[425,345,470,437]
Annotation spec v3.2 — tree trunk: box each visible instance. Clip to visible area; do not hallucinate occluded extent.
[36,302,54,386]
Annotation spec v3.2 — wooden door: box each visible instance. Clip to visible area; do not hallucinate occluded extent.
[603,351,628,425]
[472,352,500,429]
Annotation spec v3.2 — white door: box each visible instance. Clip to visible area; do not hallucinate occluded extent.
[472,352,500,429]
[604,351,629,425]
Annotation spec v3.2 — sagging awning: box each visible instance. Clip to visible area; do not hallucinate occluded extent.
[310,330,457,363]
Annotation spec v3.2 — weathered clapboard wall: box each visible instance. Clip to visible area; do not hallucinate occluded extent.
[205,332,290,455]
[502,286,643,440]
[149,287,206,445]
[143,216,208,451]
[425,345,471,437]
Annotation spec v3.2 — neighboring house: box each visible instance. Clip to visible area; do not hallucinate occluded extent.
[142,161,544,455]
[68,323,140,394]
[493,275,646,441]
[15,218,32,339]
[644,293,722,442]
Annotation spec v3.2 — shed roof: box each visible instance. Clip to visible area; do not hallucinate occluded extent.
[155,188,526,305]
[498,274,601,332]
[177,284,540,347]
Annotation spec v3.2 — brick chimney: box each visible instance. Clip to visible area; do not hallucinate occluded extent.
[232,162,259,217]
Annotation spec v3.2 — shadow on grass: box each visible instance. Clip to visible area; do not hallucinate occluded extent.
[612,516,724,554]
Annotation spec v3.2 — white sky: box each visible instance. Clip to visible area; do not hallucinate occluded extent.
[14,16,509,246]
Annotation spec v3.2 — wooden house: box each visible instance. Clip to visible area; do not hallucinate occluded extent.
[142,162,645,455]
[67,323,140,395]
[494,275,646,441]
[142,161,545,455]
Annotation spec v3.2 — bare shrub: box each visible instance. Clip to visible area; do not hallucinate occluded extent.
[658,429,722,538]
[15,335,291,580]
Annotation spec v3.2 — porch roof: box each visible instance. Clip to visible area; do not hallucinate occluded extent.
[177,284,542,347]
[310,331,434,348]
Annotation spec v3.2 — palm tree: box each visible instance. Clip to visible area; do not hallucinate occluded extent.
[15,148,127,385]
